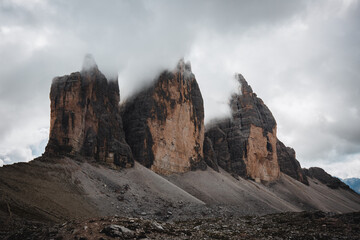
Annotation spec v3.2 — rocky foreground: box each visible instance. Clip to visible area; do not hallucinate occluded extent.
[1,211,359,240]
[1,57,359,239]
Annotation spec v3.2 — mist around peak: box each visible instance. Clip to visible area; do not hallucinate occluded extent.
[81,54,98,73]
[1,0,359,179]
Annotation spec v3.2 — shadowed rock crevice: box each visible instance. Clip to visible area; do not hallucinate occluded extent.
[45,55,134,168]
[1,58,360,239]
[121,59,205,174]
[204,74,280,182]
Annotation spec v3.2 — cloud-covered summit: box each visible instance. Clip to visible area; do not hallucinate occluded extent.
[0,0,359,178]
[81,54,98,73]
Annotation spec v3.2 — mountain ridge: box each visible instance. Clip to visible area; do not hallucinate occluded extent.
[1,57,359,239]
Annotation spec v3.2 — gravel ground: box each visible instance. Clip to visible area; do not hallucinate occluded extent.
[1,211,359,240]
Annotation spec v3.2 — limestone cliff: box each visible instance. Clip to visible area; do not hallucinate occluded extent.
[121,59,205,174]
[277,140,308,185]
[45,55,133,168]
[205,74,280,182]
[203,137,219,172]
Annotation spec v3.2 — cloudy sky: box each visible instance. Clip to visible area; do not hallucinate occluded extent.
[0,0,359,178]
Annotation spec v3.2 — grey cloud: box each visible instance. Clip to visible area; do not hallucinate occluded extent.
[0,0,359,178]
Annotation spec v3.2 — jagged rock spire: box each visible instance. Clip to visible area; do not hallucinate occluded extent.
[205,74,280,182]
[45,57,133,168]
[236,73,253,95]
[176,58,193,80]
[121,59,205,174]
[176,58,192,72]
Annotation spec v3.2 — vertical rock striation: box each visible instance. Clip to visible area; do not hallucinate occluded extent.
[205,74,280,182]
[45,55,133,168]
[203,137,219,172]
[121,59,205,175]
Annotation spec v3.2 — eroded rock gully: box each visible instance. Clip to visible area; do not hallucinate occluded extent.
[205,74,280,182]
[45,55,133,168]
[43,55,344,187]
[121,59,205,174]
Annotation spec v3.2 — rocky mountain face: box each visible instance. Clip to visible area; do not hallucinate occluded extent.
[1,57,360,239]
[203,137,219,172]
[45,55,133,168]
[121,59,205,175]
[277,140,309,185]
[204,74,280,182]
[42,55,348,190]
[303,167,351,190]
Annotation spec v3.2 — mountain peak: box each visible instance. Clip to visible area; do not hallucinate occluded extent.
[235,73,253,95]
[45,60,133,167]
[205,74,279,182]
[81,54,99,73]
[176,58,193,79]
[121,59,205,174]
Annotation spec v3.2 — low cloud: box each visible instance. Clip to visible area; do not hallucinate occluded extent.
[0,0,359,178]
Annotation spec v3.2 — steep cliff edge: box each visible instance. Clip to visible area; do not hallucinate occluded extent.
[205,74,280,182]
[121,59,205,174]
[45,55,133,167]
[277,140,309,185]
[1,59,360,237]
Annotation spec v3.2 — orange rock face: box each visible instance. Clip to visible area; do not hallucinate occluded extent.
[246,125,279,182]
[205,74,280,182]
[45,55,133,167]
[121,60,205,174]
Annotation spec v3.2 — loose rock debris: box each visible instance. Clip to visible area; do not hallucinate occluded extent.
[1,211,359,239]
